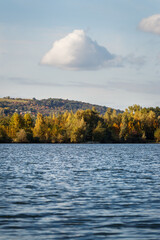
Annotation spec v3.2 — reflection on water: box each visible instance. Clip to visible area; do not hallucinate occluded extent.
[0,144,160,239]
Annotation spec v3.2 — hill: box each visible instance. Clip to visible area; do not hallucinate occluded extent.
[0,97,122,116]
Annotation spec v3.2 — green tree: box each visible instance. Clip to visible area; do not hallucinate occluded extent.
[92,121,108,143]
[81,108,100,142]
[0,126,10,143]
[119,112,129,141]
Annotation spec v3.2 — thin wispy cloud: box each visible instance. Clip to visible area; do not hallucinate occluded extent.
[3,75,159,96]
[139,14,160,35]
[123,54,146,68]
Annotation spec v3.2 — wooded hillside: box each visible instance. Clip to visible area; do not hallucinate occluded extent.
[0,97,122,116]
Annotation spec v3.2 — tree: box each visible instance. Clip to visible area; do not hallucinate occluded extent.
[15,129,29,143]
[104,108,112,124]
[119,112,129,141]
[0,126,10,143]
[81,109,100,142]
[69,117,86,143]
[128,104,142,113]
[24,113,33,130]
[9,113,24,139]
[154,128,160,142]
[143,111,157,140]
[33,113,46,142]
[92,121,108,143]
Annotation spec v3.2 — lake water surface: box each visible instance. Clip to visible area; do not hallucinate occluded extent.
[0,144,160,239]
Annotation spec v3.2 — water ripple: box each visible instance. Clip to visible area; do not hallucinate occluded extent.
[0,144,160,239]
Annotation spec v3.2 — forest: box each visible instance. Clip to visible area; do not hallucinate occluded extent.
[0,97,121,116]
[0,105,160,143]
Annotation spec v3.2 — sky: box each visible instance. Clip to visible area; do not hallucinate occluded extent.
[0,0,160,110]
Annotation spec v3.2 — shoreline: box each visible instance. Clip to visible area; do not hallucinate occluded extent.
[0,142,159,144]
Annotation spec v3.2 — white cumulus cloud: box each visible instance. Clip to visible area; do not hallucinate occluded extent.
[139,14,160,35]
[41,29,115,70]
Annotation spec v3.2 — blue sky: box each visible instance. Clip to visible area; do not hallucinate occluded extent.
[0,0,160,109]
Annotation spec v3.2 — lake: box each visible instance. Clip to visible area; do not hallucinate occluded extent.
[0,144,160,239]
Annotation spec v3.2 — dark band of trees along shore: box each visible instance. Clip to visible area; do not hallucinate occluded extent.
[0,104,160,143]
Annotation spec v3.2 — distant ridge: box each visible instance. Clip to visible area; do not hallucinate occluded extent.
[0,97,123,116]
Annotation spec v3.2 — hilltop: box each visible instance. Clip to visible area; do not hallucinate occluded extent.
[0,97,122,116]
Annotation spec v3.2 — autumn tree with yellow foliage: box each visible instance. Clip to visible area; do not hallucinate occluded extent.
[0,105,159,143]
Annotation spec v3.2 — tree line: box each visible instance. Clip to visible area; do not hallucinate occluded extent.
[0,105,160,143]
